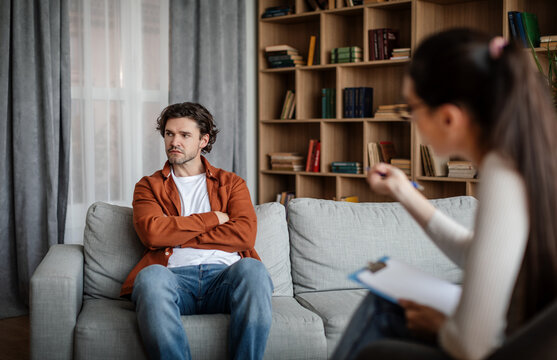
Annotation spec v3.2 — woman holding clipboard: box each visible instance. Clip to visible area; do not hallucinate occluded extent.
[332,28,557,360]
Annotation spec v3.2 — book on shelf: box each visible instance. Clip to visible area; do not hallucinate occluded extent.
[343,87,373,118]
[368,28,399,61]
[374,103,408,120]
[276,191,296,218]
[420,144,448,177]
[330,46,363,64]
[390,48,411,60]
[390,158,411,177]
[331,161,362,174]
[261,5,294,18]
[540,35,557,49]
[307,35,317,66]
[521,12,541,48]
[321,88,336,119]
[367,142,381,168]
[265,45,303,68]
[447,160,477,179]
[280,90,295,119]
[305,139,321,172]
[268,152,305,171]
[379,141,396,164]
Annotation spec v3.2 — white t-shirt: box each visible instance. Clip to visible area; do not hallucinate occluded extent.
[167,168,240,268]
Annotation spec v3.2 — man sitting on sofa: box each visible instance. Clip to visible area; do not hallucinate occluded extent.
[119,102,273,360]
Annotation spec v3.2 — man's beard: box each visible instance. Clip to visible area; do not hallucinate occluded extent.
[167,146,196,165]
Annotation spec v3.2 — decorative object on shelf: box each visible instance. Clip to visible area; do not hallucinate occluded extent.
[338,195,359,202]
[330,46,362,64]
[321,88,336,119]
[343,87,373,118]
[368,28,399,61]
[265,45,304,68]
[447,160,477,179]
[268,152,305,171]
[331,161,362,174]
[261,5,293,18]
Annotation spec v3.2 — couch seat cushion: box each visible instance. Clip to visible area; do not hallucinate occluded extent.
[288,196,477,294]
[296,289,368,357]
[75,297,326,360]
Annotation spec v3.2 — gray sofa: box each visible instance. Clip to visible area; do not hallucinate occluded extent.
[30,196,477,360]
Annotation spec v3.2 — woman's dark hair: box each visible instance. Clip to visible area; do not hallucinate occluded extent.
[156,102,219,154]
[410,28,557,321]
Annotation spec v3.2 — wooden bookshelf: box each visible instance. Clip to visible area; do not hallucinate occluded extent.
[257,0,557,204]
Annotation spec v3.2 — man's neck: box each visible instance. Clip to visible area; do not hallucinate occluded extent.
[172,158,205,177]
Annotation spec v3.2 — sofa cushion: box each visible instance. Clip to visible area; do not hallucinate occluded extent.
[253,202,293,296]
[296,289,368,357]
[74,297,327,360]
[288,196,477,294]
[83,201,292,299]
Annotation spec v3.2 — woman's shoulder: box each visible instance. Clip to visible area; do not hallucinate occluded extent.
[479,151,526,199]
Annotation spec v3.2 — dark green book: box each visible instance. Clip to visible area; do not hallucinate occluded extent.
[521,12,540,47]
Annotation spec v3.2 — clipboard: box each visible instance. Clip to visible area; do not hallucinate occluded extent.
[349,256,462,315]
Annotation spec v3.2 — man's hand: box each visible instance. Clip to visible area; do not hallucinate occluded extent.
[399,299,447,342]
[214,211,229,224]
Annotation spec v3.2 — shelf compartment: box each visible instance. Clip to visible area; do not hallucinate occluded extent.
[364,120,411,167]
[297,68,336,119]
[296,174,337,199]
[365,2,412,61]
[321,121,364,172]
[259,71,296,120]
[338,177,393,202]
[415,0,504,42]
[505,0,557,40]
[339,63,407,114]
[258,172,296,204]
[259,122,320,171]
[321,11,364,65]
[417,179,468,200]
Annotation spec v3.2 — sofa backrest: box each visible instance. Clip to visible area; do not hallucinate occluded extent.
[83,201,293,300]
[288,196,477,295]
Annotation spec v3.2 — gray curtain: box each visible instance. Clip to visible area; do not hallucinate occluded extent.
[169,0,246,178]
[0,0,70,319]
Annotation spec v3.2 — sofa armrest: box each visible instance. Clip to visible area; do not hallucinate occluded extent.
[30,244,84,360]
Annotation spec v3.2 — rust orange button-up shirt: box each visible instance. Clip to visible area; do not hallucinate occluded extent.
[120,156,259,297]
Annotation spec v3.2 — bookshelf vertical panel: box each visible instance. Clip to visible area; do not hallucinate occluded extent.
[466,181,478,198]
[322,11,364,65]
[259,122,320,171]
[338,177,393,202]
[259,173,296,204]
[322,121,364,173]
[297,175,337,199]
[297,68,336,119]
[259,71,296,120]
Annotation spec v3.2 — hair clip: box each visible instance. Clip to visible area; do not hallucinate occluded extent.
[489,36,508,59]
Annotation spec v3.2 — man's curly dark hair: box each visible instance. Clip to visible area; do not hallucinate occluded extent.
[156,102,219,154]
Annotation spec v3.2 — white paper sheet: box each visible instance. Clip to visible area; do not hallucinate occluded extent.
[350,257,461,315]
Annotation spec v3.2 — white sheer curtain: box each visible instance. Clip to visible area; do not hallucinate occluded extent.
[66,0,169,244]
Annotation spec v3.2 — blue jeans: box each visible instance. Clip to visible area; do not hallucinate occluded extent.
[331,293,416,360]
[131,258,273,360]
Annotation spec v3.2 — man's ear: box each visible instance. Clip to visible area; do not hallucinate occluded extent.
[200,133,210,149]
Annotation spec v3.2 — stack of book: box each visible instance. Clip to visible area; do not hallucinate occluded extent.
[390,158,411,177]
[367,141,398,167]
[331,161,362,174]
[448,160,477,179]
[390,48,411,60]
[420,144,449,177]
[265,45,304,68]
[280,90,296,119]
[321,88,336,119]
[261,5,293,18]
[305,139,321,172]
[343,87,373,118]
[368,28,399,61]
[508,11,540,47]
[268,152,305,171]
[541,35,557,50]
[330,46,363,63]
[374,104,408,120]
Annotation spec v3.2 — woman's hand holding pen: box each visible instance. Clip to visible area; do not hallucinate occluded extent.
[366,163,415,202]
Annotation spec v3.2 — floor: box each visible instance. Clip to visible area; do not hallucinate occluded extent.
[0,315,29,360]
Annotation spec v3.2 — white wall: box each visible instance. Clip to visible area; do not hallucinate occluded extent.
[245,0,258,202]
